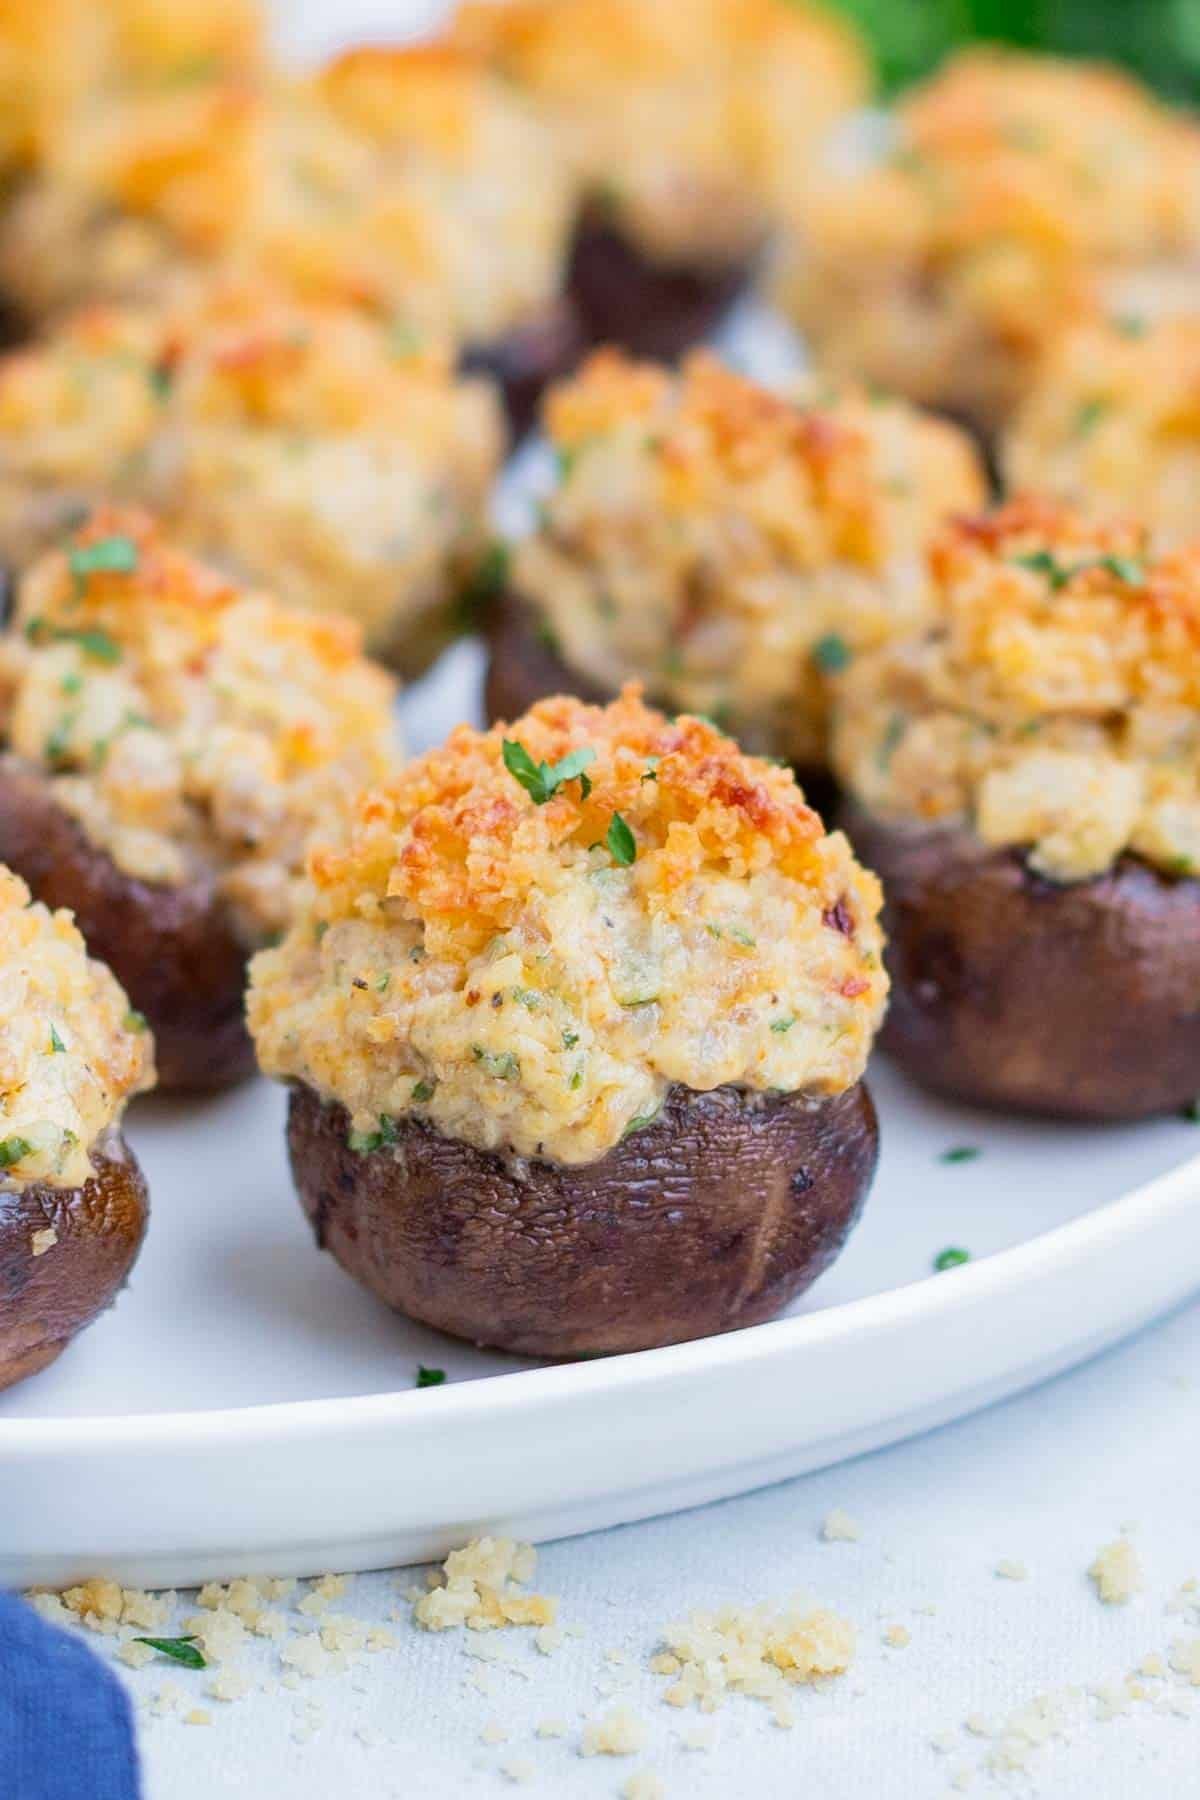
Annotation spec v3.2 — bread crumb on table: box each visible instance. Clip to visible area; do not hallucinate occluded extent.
[621,1773,667,1800]
[883,1624,911,1649]
[536,1717,568,1739]
[116,1640,157,1671]
[480,1720,510,1745]
[653,1601,855,1715]
[183,1709,211,1727]
[413,1538,557,1634]
[1089,1539,1143,1605]
[500,1756,536,1785]
[581,1706,648,1757]
[821,1509,861,1543]
[30,1226,58,1256]
[994,1559,1028,1582]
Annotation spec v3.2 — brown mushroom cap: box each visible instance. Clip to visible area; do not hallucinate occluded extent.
[0,756,254,1093]
[565,206,756,364]
[0,1129,149,1392]
[287,1076,878,1357]
[844,802,1200,1121]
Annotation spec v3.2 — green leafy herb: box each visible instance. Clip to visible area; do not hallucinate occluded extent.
[605,812,636,866]
[123,1010,148,1034]
[376,972,391,993]
[933,1246,971,1273]
[0,1135,32,1168]
[561,1029,580,1049]
[49,1025,65,1054]
[30,622,123,665]
[148,364,173,401]
[568,1066,584,1090]
[348,1116,400,1154]
[1073,396,1109,437]
[416,1364,446,1388]
[502,739,596,806]
[132,1636,206,1670]
[44,717,75,765]
[68,535,139,586]
[472,1046,520,1081]
[59,672,83,697]
[621,1108,660,1141]
[939,1145,981,1164]
[1010,549,1072,590]
[1097,555,1144,586]
[770,1017,796,1034]
[411,1078,436,1103]
[727,925,756,948]
[811,632,852,675]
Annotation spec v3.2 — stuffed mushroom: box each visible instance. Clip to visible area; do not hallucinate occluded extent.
[776,48,1200,447]
[248,688,886,1356]
[0,507,398,1092]
[0,280,504,674]
[833,495,1200,1121]
[454,0,869,361]
[488,350,985,780]
[1005,315,1200,551]
[0,865,155,1393]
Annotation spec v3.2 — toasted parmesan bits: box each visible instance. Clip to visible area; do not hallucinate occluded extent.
[832,497,1200,883]
[0,509,398,941]
[777,48,1200,434]
[513,350,985,765]
[0,282,503,664]
[454,0,868,264]
[0,868,154,1189]
[1005,317,1200,550]
[249,689,887,1166]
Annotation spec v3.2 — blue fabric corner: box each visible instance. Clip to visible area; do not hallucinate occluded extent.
[0,1590,141,1800]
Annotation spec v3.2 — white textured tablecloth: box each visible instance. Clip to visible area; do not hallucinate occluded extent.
[120,1296,1200,1800]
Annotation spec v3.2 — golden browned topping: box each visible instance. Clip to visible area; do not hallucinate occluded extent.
[249,688,886,1165]
[832,496,1200,881]
[516,349,985,764]
[777,48,1200,427]
[0,281,502,657]
[0,867,154,1189]
[453,0,868,260]
[1005,316,1200,548]
[0,507,398,939]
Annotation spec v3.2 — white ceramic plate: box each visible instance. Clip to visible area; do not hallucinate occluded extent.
[4,633,1200,1590]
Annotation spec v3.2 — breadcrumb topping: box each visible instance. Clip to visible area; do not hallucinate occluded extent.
[0,507,397,940]
[516,349,983,765]
[653,1599,855,1719]
[1006,316,1200,551]
[778,47,1200,428]
[453,0,866,262]
[0,280,502,659]
[0,868,154,1188]
[1089,1538,1144,1606]
[832,496,1200,882]
[412,1538,556,1634]
[249,688,887,1165]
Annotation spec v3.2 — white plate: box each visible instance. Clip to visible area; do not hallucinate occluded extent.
[4,635,1200,1589]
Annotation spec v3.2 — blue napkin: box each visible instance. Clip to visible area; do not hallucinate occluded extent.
[0,1590,141,1799]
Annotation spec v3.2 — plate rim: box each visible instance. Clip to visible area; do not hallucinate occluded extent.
[5,1140,1199,1453]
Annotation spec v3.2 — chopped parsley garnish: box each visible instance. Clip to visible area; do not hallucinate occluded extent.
[1010,549,1072,590]
[123,1010,148,1034]
[27,620,122,665]
[59,672,83,697]
[502,739,596,805]
[44,717,75,765]
[0,1135,33,1168]
[561,1029,580,1049]
[1011,549,1144,590]
[49,1025,65,1054]
[132,1636,206,1670]
[770,1017,796,1034]
[933,1247,971,1272]
[939,1145,981,1164]
[811,633,852,675]
[148,364,173,400]
[411,1079,436,1103]
[1096,554,1144,586]
[416,1365,446,1388]
[1073,396,1109,437]
[569,1066,584,1090]
[621,1108,661,1140]
[68,535,139,585]
[348,1116,400,1154]
[605,812,636,866]
[472,1046,520,1081]
[376,973,391,993]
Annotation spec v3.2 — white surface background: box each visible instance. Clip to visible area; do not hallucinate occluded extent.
[44,1,1200,1793]
[120,1297,1200,1800]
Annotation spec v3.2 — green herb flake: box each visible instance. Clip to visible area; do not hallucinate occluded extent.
[148,364,173,401]
[568,1066,584,1091]
[1073,396,1110,438]
[605,812,636,867]
[502,739,597,806]
[811,633,852,675]
[727,925,756,948]
[411,1078,436,1103]
[621,1108,660,1141]
[376,972,391,993]
[1010,549,1072,590]
[49,1025,66,1054]
[0,1135,33,1168]
[561,1029,580,1049]
[132,1636,206,1670]
[59,672,83,697]
[348,1116,400,1154]
[933,1246,971,1273]
[939,1145,981,1164]
[416,1365,446,1388]
[472,1046,520,1081]
[770,1017,795,1034]
[123,1010,148,1034]
[68,535,139,585]
[1097,555,1144,586]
